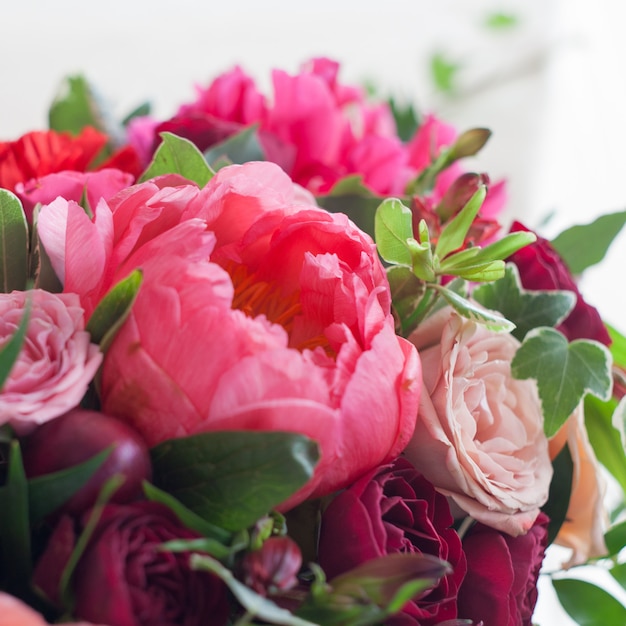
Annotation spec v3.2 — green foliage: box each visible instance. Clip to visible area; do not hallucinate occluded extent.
[48,75,107,136]
[512,328,613,437]
[0,297,30,390]
[484,12,519,30]
[542,444,573,545]
[551,211,626,275]
[204,124,266,169]
[553,578,626,625]
[374,198,416,268]
[430,52,460,94]
[139,132,214,187]
[473,264,576,341]
[0,189,29,293]
[150,431,319,532]
[388,97,420,142]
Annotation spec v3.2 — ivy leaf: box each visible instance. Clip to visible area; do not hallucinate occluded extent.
[139,132,213,187]
[511,328,613,437]
[553,578,626,625]
[150,431,319,532]
[473,264,576,341]
[551,211,626,274]
[432,284,515,332]
[0,189,29,293]
[374,198,415,267]
[204,125,266,169]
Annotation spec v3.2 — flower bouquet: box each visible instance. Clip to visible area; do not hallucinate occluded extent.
[1,58,626,626]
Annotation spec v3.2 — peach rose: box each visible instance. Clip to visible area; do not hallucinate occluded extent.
[549,402,608,566]
[0,592,100,626]
[403,306,553,536]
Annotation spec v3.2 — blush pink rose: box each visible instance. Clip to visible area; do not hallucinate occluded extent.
[0,290,102,435]
[0,593,100,626]
[549,402,608,566]
[37,162,421,508]
[403,306,552,536]
[15,168,133,222]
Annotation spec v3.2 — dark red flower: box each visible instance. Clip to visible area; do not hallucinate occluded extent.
[457,512,549,626]
[507,221,611,345]
[0,127,142,192]
[318,457,466,626]
[33,502,230,626]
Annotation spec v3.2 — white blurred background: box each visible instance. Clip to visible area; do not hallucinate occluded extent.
[2,0,626,623]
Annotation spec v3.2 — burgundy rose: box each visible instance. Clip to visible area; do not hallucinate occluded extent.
[507,221,611,345]
[457,512,549,626]
[34,502,230,626]
[318,457,466,625]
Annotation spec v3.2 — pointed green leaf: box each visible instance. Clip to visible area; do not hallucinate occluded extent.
[374,198,415,266]
[31,207,63,292]
[551,211,626,274]
[610,562,626,592]
[541,444,573,545]
[553,578,626,625]
[432,284,515,332]
[27,448,111,525]
[607,324,626,369]
[191,554,317,626]
[0,441,31,594]
[434,185,486,259]
[605,519,626,557]
[511,328,613,437]
[469,230,537,262]
[445,259,505,282]
[48,75,108,136]
[473,264,576,341]
[150,431,319,532]
[86,269,142,351]
[121,101,151,126]
[0,189,28,293]
[317,194,384,240]
[430,52,460,94]
[139,132,213,187]
[0,296,30,390]
[388,97,420,142]
[204,124,266,169]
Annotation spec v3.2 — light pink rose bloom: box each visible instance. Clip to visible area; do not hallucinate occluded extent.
[36,162,421,508]
[0,290,102,435]
[549,403,608,566]
[403,306,552,536]
[15,168,133,222]
[0,592,100,626]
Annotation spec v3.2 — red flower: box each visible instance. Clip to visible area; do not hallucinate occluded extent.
[318,457,466,625]
[457,512,549,626]
[33,502,230,626]
[0,127,142,192]
[507,221,611,345]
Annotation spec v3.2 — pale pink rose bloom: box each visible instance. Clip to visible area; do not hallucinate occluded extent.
[31,161,419,508]
[0,592,100,626]
[0,290,102,435]
[549,403,608,566]
[15,168,133,222]
[404,306,553,536]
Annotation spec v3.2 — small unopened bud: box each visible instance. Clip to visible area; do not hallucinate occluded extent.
[449,127,492,161]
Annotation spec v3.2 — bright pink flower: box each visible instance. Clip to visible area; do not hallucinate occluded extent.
[0,290,102,435]
[37,162,421,507]
[15,168,133,221]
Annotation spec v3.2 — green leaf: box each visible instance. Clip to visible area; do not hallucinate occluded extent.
[605,519,626,557]
[150,431,319,532]
[432,284,515,332]
[484,12,519,30]
[610,562,626,591]
[142,481,232,544]
[121,101,151,126]
[473,264,576,341]
[608,324,626,369]
[86,270,142,351]
[30,208,63,292]
[467,230,537,263]
[553,578,626,625]
[0,189,29,293]
[388,97,420,142]
[160,536,234,562]
[434,185,486,260]
[541,444,573,545]
[430,52,460,94]
[0,295,31,390]
[204,124,266,169]
[317,194,383,240]
[191,554,317,626]
[584,395,626,497]
[551,211,626,274]
[27,448,111,525]
[328,175,375,197]
[0,441,32,594]
[48,75,107,136]
[374,198,415,266]
[139,132,213,187]
[511,328,613,437]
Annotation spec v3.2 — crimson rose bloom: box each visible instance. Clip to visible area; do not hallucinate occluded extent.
[507,221,611,345]
[457,512,549,626]
[34,502,230,626]
[318,457,466,625]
